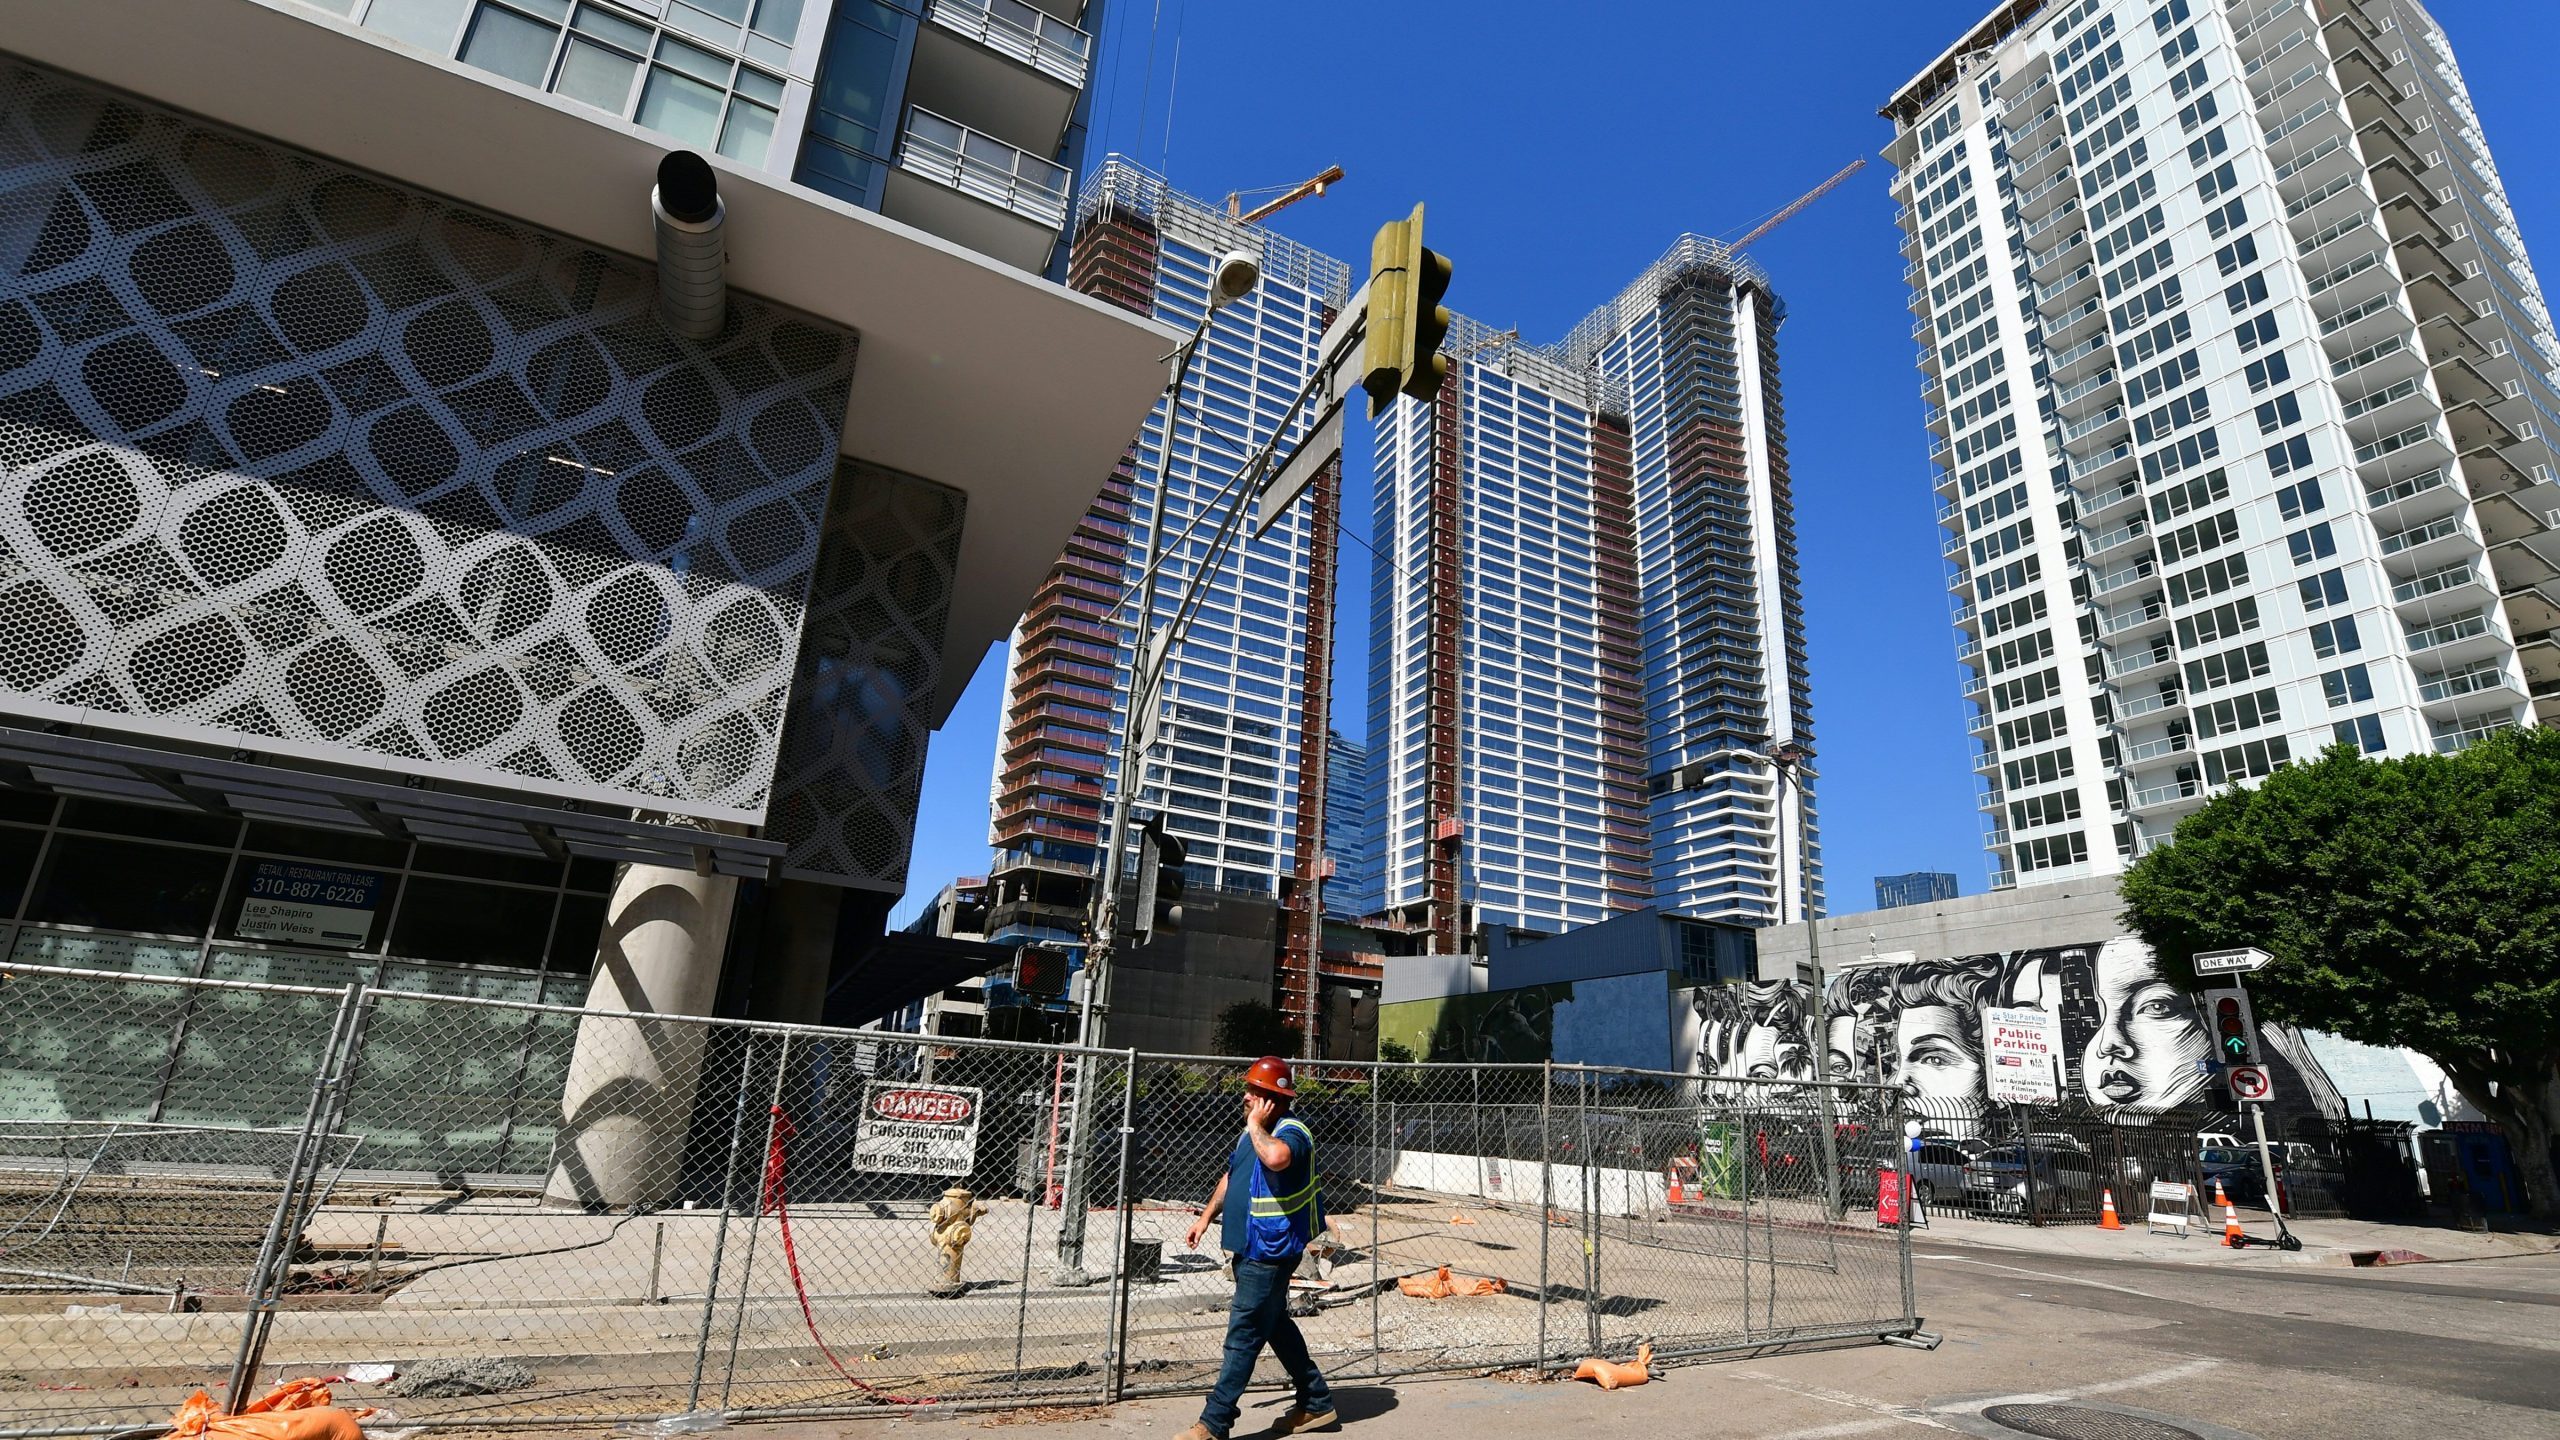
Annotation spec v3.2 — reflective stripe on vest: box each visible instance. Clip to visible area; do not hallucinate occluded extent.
[1246,1117,1319,1216]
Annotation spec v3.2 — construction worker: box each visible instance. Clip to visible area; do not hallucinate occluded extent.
[1179,1055,1337,1440]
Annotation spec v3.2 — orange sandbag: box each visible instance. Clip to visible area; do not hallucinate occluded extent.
[1395,1265,1507,1299]
[172,1380,370,1440]
[1571,1341,1654,1391]
[204,1409,367,1440]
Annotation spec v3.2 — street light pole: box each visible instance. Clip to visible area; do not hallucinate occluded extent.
[1051,261,1371,1282]
[1758,741,1842,1220]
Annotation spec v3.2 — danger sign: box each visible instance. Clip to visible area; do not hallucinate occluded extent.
[2228,1065,2274,1103]
[852,1083,982,1175]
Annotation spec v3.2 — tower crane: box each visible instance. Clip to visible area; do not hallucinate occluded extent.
[1224,165,1345,225]
[1730,157,1869,252]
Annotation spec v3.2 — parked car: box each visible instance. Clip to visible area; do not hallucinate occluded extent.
[1963,1143,2097,1216]
[2199,1145,2286,1205]
[1908,1140,1973,1205]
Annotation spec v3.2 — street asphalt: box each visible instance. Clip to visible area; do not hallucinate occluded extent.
[784,1238,2560,1440]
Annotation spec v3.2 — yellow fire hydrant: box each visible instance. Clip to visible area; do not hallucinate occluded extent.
[927,1186,988,1297]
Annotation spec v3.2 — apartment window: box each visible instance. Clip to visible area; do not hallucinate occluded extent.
[2310,615,2363,658]
[2159,511,2239,564]
[2322,664,2374,707]
[2287,522,2337,565]
[2196,687,2280,739]
[2235,312,2281,352]
[2297,567,2351,612]
[2205,197,2248,237]
[2276,476,2325,519]
[2224,273,2271,313]
[2167,553,2249,607]
[2256,393,2303,434]
[2020,831,2090,873]
[2168,58,2210,99]
[428,2,790,165]
[2214,235,2259,276]
[2332,715,2387,753]
[2185,640,2270,694]
[2151,0,2191,32]
[2186,125,2228,167]
[2152,467,2231,522]
[2175,597,2259,648]
[2245,352,2292,393]
[2176,91,2219,134]
[2012,790,2084,831]
[2203,736,2291,786]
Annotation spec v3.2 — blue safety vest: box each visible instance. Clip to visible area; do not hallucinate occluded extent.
[1225,1116,1321,1261]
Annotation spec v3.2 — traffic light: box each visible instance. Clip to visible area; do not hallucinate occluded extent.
[1361,203,1454,417]
[1130,816,1187,944]
[1015,943,1067,999]
[2208,987,2258,1065]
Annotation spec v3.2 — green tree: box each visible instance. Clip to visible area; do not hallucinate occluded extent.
[1212,1000,1299,1059]
[2119,730,2560,1218]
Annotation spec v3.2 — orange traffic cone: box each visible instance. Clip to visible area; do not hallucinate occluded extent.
[1666,1172,1685,1205]
[2097,1188,2123,1230]
[2221,1193,2244,1247]
[1450,1211,1477,1225]
[2213,1176,2231,1209]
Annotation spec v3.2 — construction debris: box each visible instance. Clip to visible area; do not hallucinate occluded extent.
[384,1359,536,1399]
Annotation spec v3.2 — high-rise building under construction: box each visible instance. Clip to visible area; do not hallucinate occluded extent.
[984,159,1348,1042]
[1886,0,2560,889]
[1369,240,1821,946]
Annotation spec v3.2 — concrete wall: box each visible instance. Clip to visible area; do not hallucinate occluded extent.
[1110,893,1279,1055]
[1487,906,1675,990]
[1754,883,2128,982]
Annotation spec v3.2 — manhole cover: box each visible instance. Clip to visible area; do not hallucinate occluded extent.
[1982,1405,2205,1440]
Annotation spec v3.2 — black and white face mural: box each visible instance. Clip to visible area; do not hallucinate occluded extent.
[1685,938,2238,1112]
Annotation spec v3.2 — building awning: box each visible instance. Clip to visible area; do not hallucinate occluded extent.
[0,725,782,878]
[2,0,1179,724]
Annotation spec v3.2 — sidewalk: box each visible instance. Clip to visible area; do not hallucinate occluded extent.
[1901,1203,2560,1267]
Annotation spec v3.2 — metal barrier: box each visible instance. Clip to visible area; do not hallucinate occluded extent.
[0,963,1921,1434]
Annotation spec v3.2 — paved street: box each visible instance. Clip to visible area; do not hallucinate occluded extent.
[796,1240,2560,1440]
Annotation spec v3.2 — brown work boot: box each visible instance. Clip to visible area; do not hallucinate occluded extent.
[1173,1425,1223,1440]
[1273,1408,1340,1435]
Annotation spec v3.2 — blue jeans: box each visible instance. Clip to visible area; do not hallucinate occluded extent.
[1199,1255,1331,1437]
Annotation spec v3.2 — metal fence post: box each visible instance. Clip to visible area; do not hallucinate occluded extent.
[717,1031,792,1409]
[1107,1050,1139,1403]
[1566,1071,1587,1352]
[225,980,364,1410]
[686,1030,758,1414]
[1369,1058,1383,1377]
[1895,1089,1919,1331]
[1535,1060,1553,1374]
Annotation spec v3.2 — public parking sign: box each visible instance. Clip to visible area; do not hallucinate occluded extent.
[2227,1065,2274,1102]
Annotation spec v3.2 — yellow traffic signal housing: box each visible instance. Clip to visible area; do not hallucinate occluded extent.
[1362,203,1453,416]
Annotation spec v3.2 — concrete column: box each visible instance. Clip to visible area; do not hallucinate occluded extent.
[544,861,739,1210]
[747,878,841,1026]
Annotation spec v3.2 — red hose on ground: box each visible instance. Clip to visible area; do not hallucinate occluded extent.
[759,1106,940,1406]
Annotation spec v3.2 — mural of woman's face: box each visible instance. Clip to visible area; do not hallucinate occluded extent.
[1738,1020,1790,1080]
[2082,941,2208,1107]
[1895,1003,1983,1102]
[1824,1012,1859,1083]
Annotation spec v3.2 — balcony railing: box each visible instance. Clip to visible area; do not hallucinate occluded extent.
[2340,374,2425,422]
[2132,778,2202,807]
[2393,560,2481,604]
[2418,662,2507,703]
[2120,688,2182,720]
[899,106,1071,231]
[927,0,1092,87]
[2405,608,2495,652]
[2090,559,2156,597]
[2126,733,2193,763]
[2378,512,2465,556]
[2366,466,2453,508]
[2356,420,2440,465]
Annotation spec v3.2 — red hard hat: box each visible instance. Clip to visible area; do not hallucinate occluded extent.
[1243,1055,1295,1098]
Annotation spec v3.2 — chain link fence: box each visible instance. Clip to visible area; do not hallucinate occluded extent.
[1,963,1920,1434]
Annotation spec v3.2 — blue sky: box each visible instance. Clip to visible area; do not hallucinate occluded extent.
[893,0,2560,926]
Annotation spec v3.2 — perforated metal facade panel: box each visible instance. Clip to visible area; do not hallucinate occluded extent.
[0,62,855,823]
[767,459,965,889]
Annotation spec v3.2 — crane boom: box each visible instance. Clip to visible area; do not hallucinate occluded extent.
[1731,157,1869,252]
[1226,165,1346,224]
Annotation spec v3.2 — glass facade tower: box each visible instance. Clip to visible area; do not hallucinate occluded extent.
[1370,243,1820,945]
